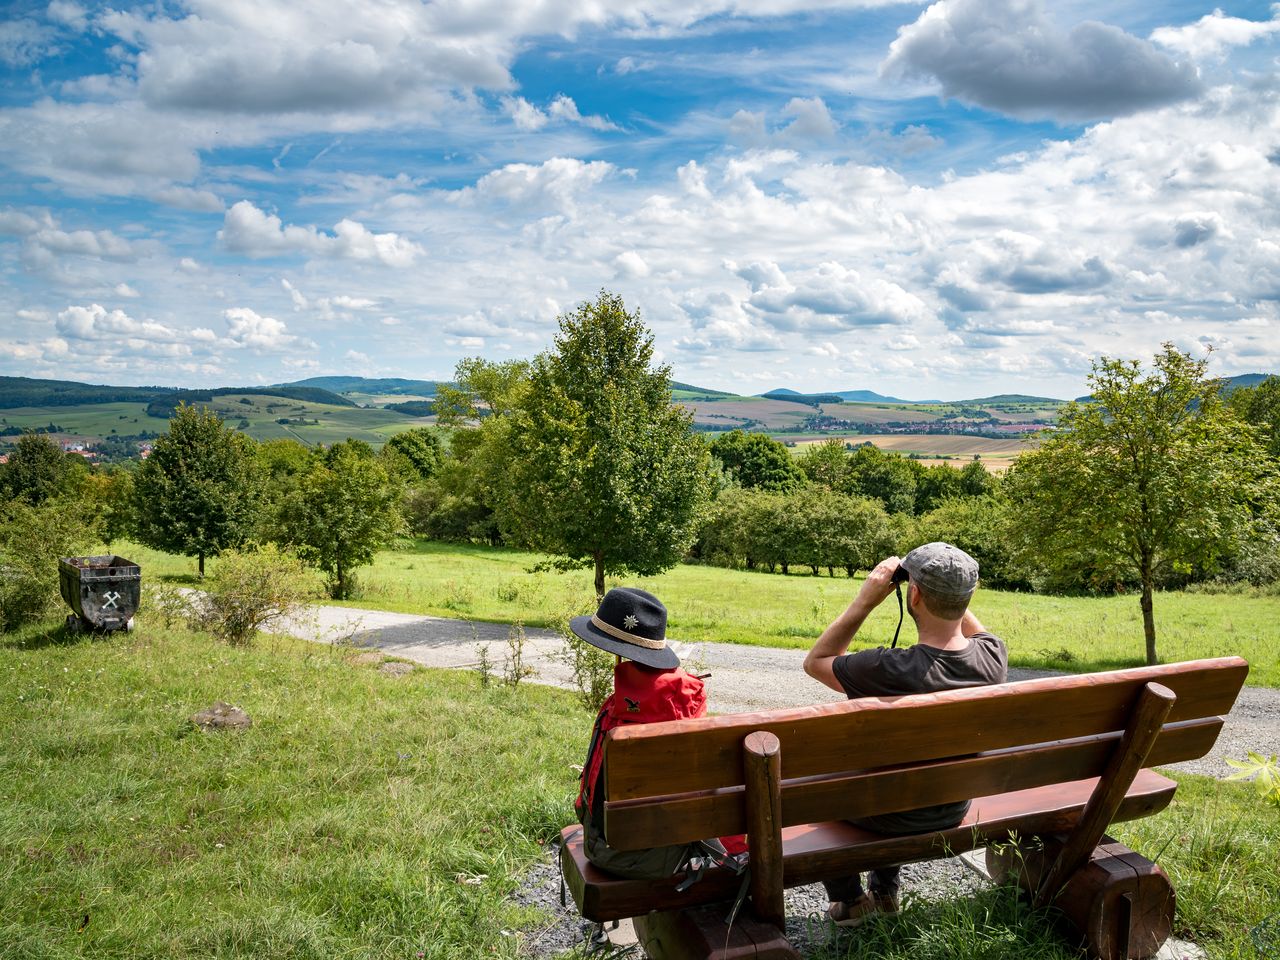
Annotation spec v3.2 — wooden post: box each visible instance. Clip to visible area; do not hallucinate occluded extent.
[743,730,785,930]
[1035,682,1176,907]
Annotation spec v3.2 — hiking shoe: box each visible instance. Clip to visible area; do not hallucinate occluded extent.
[826,891,900,928]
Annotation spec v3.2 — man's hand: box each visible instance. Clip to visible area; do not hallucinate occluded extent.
[855,556,902,611]
[803,555,901,693]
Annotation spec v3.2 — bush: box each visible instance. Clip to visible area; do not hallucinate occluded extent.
[195,543,317,645]
[0,497,98,631]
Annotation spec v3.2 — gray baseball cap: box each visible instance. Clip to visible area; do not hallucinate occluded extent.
[900,542,979,600]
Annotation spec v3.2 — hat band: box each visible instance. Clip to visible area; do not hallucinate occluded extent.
[590,614,667,650]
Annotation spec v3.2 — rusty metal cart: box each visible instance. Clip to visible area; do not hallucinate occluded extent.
[59,555,141,633]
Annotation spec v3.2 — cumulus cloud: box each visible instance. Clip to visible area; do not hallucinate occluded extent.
[219,201,423,267]
[1151,8,1280,59]
[739,260,931,330]
[501,94,619,131]
[55,303,203,346]
[461,157,614,212]
[881,0,1203,121]
[224,307,309,351]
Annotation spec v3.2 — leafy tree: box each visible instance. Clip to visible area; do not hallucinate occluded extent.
[0,433,79,504]
[1229,375,1280,459]
[1004,345,1265,664]
[797,438,852,490]
[384,427,443,482]
[433,358,531,426]
[0,496,99,631]
[279,440,403,599]
[404,428,504,544]
[909,496,1028,590]
[710,430,806,492]
[132,404,261,576]
[78,467,136,546]
[500,290,713,597]
[847,445,918,514]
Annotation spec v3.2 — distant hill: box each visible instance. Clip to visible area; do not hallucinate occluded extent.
[0,376,172,409]
[145,386,354,418]
[831,389,912,403]
[761,390,845,406]
[280,376,444,396]
[670,381,736,397]
[964,394,1064,404]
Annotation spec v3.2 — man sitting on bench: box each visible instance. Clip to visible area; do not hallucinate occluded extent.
[803,542,1008,928]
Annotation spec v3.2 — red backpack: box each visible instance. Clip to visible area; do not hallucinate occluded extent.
[575,660,707,819]
[575,661,749,858]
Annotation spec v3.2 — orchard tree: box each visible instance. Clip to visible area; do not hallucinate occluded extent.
[1229,375,1280,459]
[1005,345,1264,664]
[133,404,261,576]
[710,430,807,492]
[384,427,443,482]
[0,433,79,504]
[279,441,403,599]
[500,290,713,597]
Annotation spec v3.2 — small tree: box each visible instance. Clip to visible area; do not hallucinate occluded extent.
[279,441,403,599]
[0,497,98,631]
[196,543,316,645]
[384,427,443,482]
[0,433,79,504]
[132,404,261,576]
[1005,344,1264,664]
[500,291,713,597]
[710,430,807,492]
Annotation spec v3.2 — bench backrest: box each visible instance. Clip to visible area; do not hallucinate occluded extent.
[602,657,1248,851]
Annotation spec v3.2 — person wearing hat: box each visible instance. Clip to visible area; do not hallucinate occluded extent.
[570,587,737,880]
[802,542,1008,928]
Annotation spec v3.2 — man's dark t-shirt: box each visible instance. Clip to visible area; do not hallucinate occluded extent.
[831,632,1008,832]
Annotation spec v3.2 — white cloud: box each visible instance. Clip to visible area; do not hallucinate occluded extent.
[742,260,932,330]
[223,306,308,352]
[613,250,651,279]
[1152,8,1280,59]
[882,0,1203,121]
[219,201,423,267]
[778,97,837,141]
[114,283,141,298]
[546,94,620,132]
[461,157,614,212]
[501,96,548,131]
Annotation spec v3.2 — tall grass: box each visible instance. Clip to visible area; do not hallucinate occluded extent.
[122,539,1280,686]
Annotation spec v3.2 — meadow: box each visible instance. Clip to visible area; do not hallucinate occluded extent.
[121,539,1280,687]
[1,615,1274,959]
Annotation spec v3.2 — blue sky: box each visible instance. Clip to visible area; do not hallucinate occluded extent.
[2,0,1279,401]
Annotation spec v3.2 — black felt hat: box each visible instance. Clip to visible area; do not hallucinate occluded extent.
[569,587,680,670]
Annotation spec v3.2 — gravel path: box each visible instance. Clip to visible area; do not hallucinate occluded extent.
[285,603,1276,779]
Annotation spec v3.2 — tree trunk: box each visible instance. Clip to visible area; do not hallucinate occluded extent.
[827,566,834,578]
[1140,563,1157,665]
[809,565,819,576]
[336,557,346,600]
[198,552,205,578]
[593,551,605,600]
[845,564,855,578]
[781,561,789,575]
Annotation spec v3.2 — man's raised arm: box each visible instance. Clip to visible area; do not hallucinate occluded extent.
[804,556,900,693]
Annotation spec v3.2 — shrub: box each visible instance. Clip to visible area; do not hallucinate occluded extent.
[195,543,317,645]
[0,497,98,631]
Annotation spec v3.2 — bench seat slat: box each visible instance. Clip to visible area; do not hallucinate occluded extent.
[563,770,1177,922]
[605,658,1247,801]
[605,719,1219,850]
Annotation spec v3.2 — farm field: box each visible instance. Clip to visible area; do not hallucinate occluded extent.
[124,538,1280,687]
[0,401,154,438]
[788,432,1035,468]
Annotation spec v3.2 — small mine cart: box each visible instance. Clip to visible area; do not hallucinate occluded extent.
[59,555,141,633]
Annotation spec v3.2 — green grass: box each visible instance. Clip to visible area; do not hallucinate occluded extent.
[121,539,1280,687]
[0,619,580,959]
[2,618,1275,959]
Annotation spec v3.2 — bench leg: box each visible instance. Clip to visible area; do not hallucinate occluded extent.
[988,834,1175,960]
[633,905,800,960]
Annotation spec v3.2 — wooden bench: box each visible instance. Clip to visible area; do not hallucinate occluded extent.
[559,657,1248,960]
